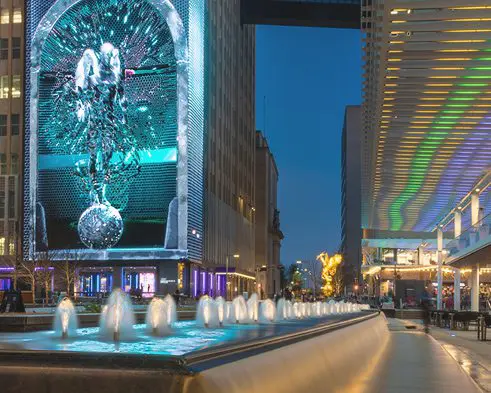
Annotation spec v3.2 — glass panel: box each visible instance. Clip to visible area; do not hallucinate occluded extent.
[11,75,20,98]
[0,115,6,136]
[10,153,17,175]
[12,8,21,24]
[0,9,9,25]
[10,114,19,135]
[0,76,9,99]
[0,153,6,174]
[0,38,8,60]
[12,37,20,59]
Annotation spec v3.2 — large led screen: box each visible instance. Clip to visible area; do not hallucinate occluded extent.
[31,0,187,252]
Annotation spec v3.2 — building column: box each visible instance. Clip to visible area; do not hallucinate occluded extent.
[157,261,178,296]
[454,269,461,311]
[454,210,462,238]
[417,246,424,265]
[437,228,443,310]
[471,264,480,312]
[112,266,123,290]
[471,192,480,226]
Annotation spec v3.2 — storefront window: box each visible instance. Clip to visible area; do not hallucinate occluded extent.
[0,278,11,290]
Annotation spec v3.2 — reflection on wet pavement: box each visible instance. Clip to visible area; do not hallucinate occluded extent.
[442,343,491,392]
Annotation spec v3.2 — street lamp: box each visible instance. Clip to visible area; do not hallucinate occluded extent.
[225,254,239,300]
[296,260,302,265]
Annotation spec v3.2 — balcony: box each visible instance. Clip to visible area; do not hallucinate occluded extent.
[445,213,491,265]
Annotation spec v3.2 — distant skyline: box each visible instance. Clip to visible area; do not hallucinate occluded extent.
[256,25,362,265]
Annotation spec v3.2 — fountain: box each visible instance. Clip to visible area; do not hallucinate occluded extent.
[314,302,322,317]
[259,299,276,323]
[293,302,301,319]
[229,295,248,324]
[146,297,173,336]
[276,298,286,321]
[285,300,294,319]
[247,293,259,323]
[196,296,220,328]
[99,289,136,341]
[53,297,78,339]
[215,296,226,326]
[163,294,177,326]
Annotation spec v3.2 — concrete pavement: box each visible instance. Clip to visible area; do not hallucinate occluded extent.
[355,318,482,393]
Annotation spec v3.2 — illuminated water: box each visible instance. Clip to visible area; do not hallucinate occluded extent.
[53,297,78,339]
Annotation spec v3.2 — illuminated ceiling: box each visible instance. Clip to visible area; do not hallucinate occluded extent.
[362,1,491,232]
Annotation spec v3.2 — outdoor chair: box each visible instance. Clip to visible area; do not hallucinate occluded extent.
[450,311,480,331]
[477,314,491,341]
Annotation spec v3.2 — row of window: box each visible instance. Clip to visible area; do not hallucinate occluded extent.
[0,153,18,175]
[0,37,21,59]
[0,75,20,98]
[0,114,19,136]
[0,8,22,24]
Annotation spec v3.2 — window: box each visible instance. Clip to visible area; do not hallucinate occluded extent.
[0,115,6,136]
[0,154,6,174]
[0,9,9,24]
[11,75,20,98]
[0,39,8,60]
[13,8,21,24]
[11,114,19,135]
[12,37,20,59]
[8,188,14,218]
[10,153,17,175]
[0,76,9,99]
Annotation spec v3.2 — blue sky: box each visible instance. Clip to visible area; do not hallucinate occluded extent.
[256,26,362,265]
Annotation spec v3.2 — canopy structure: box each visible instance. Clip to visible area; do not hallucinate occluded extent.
[362,1,491,232]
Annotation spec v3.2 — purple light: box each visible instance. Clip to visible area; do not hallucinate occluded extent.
[0,267,14,272]
[193,269,198,297]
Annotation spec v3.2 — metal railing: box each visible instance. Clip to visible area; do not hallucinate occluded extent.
[446,213,491,259]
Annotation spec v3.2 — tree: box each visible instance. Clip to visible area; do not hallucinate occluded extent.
[287,264,303,293]
[304,260,323,297]
[332,267,344,297]
[279,264,288,290]
[7,250,54,304]
[54,250,82,297]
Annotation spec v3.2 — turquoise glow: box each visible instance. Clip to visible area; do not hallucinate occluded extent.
[39,148,178,170]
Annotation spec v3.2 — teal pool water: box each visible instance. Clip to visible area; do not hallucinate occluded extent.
[0,314,362,356]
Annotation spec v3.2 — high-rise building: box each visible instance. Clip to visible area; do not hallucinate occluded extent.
[0,0,23,292]
[341,105,361,289]
[255,131,283,298]
[203,0,257,298]
[22,0,207,298]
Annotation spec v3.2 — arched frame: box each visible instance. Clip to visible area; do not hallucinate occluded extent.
[28,0,190,258]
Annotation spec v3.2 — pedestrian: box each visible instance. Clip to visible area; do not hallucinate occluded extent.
[173,288,180,306]
[147,283,151,294]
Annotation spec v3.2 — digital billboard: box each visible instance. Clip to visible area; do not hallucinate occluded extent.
[25,0,205,261]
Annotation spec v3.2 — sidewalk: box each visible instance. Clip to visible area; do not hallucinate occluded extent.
[355,318,481,393]
[396,318,491,392]
[430,325,491,392]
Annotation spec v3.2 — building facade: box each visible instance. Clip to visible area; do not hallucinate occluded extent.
[2,0,258,302]
[0,0,23,292]
[361,1,491,310]
[202,0,256,299]
[255,131,282,298]
[19,0,207,299]
[340,105,362,289]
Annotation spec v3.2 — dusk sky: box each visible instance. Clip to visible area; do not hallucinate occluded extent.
[256,26,362,266]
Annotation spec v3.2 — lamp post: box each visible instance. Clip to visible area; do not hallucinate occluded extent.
[225,254,239,300]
